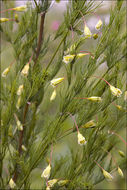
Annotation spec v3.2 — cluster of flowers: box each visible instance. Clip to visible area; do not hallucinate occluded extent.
[62,12,102,64]
[0,5,27,23]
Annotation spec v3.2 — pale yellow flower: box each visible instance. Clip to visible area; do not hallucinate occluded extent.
[47,179,58,187]
[78,132,87,145]
[118,167,124,178]
[109,85,122,97]
[13,6,27,12]
[102,169,113,181]
[0,18,10,23]
[82,120,96,128]
[17,85,24,96]
[51,77,64,87]
[9,178,16,189]
[84,24,92,38]
[87,96,102,102]
[21,63,29,76]
[21,145,27,151]
[58,180,69,186]
[95,19,103,30]
[16,119,23,131]
[16,96,22,109]
[63,54,75,64]
[41,164,51,179]
[2,66,11,77]
[50,89,56,101]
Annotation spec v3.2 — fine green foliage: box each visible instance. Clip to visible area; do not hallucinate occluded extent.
[0,0,126,189]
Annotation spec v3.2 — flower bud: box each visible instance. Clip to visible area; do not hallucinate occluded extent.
[87,96,102,102]
[95,19,103,30]
[51,77,64,87]
[0,18,10,23]
[115,104,123,111]
[102,169,113,181]
[63,54,75,64]
[21,63,29,77]
[16,119,23,131]
[109,85,122,97]
[118,167,124,178]
[13,6,27,12]
[17,85,24,96]
[82,120,96,128]
[21,145,27,151]
[50,89,56,101]
[16,96,22,109]
[76,53,89,58]
[78,132,87,145]
[9,178,16,189]
[84,24,92,38]
[93,33,98,39]
[2,66,11,77]
[58,180,69,186]
[41,164,51,179]
[118,150,125,158]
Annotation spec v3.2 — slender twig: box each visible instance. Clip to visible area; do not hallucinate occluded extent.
[34,12,46,64]
[13,103,29,182]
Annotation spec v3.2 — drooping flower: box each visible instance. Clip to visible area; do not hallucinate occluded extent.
[9,178,16,189]
[41,164,51,179]
[109,85,122,97]
[50,77,64,87]
[95,19,103,30]
[84,24,92,38]
[17,85,24,96]
[21,63,29,77]
[2,66,11,77]
[63,54,75,64]
[78,132,87,145]
[0,18,10,23]
[102,169,113,181]
[12,6,27,12]
[58,180,69,186]
[16,96,22,109]
[87,96,102,102]
[118,167,124,178]
[16,119,23,131]
[21,145,27,151]
[50,89,56,101]
[82,120,96,128]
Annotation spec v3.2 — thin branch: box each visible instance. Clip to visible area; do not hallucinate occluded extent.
[34,12,46,64]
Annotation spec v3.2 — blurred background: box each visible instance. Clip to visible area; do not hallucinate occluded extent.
[1,0,126,189]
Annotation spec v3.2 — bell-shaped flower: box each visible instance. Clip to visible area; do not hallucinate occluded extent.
[2,66,11,77]
[110,85,122,97]
[95,19,103,30]
[78,132,87,145]
[41,164,51,179]
[21,63,29,77]
[51,77,64,87]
